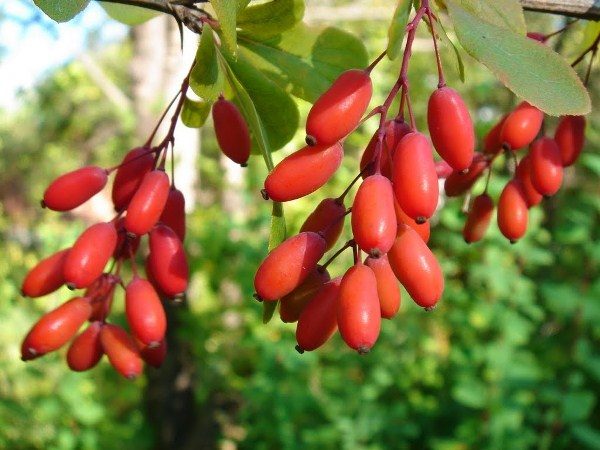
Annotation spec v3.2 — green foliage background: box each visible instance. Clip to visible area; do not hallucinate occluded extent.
[1,4,599,450]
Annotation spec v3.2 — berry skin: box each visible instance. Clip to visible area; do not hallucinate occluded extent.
[463,193,494,244]
[427,86,475,171]
[254,232,327,301]
[263,143,343,202]
[212,97,251,166]
[63,222,118,289]
[100,324,144,380]
[280,268,330,323]
[388,224,444,309]
[306,69,373,146]
[554,115,586,166]
[500,102,544,151]
[497,179,529,243]
[21,297,92,361]
[384,119,412,156]
[21,248,69,297]
[435,160,454,179]
[393,198,430,243]
[365,255,401,319]
[444,153,488,198]
[295,277,342,352]
[483,115,507,155]
[392,132,439,223]
[515,155,543,207]
[113,218,141,260]
[529,137,563,196]
[125,277,167,346]
[67,321,104,372]
[159,187,186,242]
[124,170,170,236]
[112,147,155,212]
[148,224,189,297]
[299,198,346,252]
[139,339,167,368]
[360,129,392,179]
[42,166,108,212]
[337,264,381,354]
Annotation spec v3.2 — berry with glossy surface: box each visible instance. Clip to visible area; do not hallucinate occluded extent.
[365,255,400,319]
[299,198,346,252]
[497,179,529,243]
[530,137,563,196]
[444,153,488,197]
[112,147,155,212]
[100,324,143,379]
[21,248,69,297]
[554,115,586,166]
[159,187,186,242]
[280,268,330,324]
[500,102,544,151]
[124,170,170,236]
[463,193,494,244]
[66,321,103,372]
[42,166,108,212]
[148,224,188,297]
[125,277,167,346]
[212,97,251,166]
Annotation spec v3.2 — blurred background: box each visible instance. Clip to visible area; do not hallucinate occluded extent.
[1,1,599,449]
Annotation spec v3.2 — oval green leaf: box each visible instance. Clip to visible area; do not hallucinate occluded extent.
[34,0,90,23]
[181,98,212,128]
[100,3,159,25]
[387,0,412,60]
[238,0,305,40]
[210,0,237,56]
[190,27,225,102]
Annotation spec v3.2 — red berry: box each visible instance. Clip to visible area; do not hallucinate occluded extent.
[113,218,141,260]
[444,153,488,197]
[497,179,529,243]
[263,143,343,202]
[500,102,544,151]
[435,160,454,179]
[67,321,103,372]
[351,174,397,256]
[42,166,108,211]
[392,132,439,223]
[463,193,494,244]
[529,137,563,196]
[124,170,170,236]
[139,338,167,368]
[125,277,167,346]
[63,222,118,289]
[384,118,412,156]
[21,297,92,361]
[515,155,543,207]
[159,187,186,242]
[365,255,401,319]
[21,248,69,297]
[306,69,373,146]
[100,324,143,379]
[388,224,444,309]
[279,268,330,323]
[254,232,327,301]
[299,198,346,252]
[148,224,189,297]
[360,129,392,179]
[337,264,381,354]
[112,147,155,212]
[483,115,507,155]
[393,197,430,243]
[427,86,475,171]
[554,115,586,166]
[212,97,251,166]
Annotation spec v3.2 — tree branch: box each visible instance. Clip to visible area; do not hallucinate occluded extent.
[520,0,600,20]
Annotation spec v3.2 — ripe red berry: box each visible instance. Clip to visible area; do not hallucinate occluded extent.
[67,321,103,372]
[212,96,251,166]
[351,174,397,256]
[554,115,586,166]
[515,155,543,207]
[435,160,454,179]
[427,86,475,171]
[125,277,167,346]
[42,166,108,212]
[365,255,400,319]
[393,198,430,243]
[254,232,327,301]
[295,277,342,352]
[306,69,373,146]
[392,132,439,223]
[483,115,507,155]
[159,187,186,242]
[529,137,563,196]
[299,198,346,252]
[463,193,494,244]
[21,248,69,297]
[139,338,167,368]
[444,153,488,197]
[500,102,544,151]
[124,170,170,236]
[497,179,529,243]
[384,118,412,155]
[337,264,381,354]
[388,224,444,309]
[100,324,144,379]
[360,130,392,179]
[63,222,118,289]
[112,147,155,212]
[148,224,189,297]
[279,268,330,323]
[263,143,343,202]
[21,297,92,361]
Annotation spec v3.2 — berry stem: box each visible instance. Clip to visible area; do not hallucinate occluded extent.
[365,50,387,74]
[337,167,371,203]
[425,7,446,88]
[320,239,355,271]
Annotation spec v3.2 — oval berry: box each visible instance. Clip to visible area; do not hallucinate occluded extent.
[100,324,143,379]
[21,248,69,297]
[554,115,586,166]
[435,160,454,179]
[337,264,381,354]
[148,224,189,297]
[125,277,167,346]
[299,198,346,252]
[67,321,103,372]
[427,86,475,171]
[124,170,170,236]
[351,174,397,256]
[515,155,543,207]
[392,132,439,223]
[500,102,544,151]
[393,198,430,243]
[63,222,118,289]
[365,255,401,319]
[21,297,92,361]
[42,166,108,212]
[497,179,529,243]
[483,115,507,155]
[388,224,444,309]
[212,97,251,166]
[360,130,391,178]
[384,118,412,156]
[280,268,330,323]
[295,277,342,352]
[306,69,373,146]
[463,193,494,244]
[263,143,343,202]
[159,187,186,242]
[112,147,155,212]
[530,137,563,196]
[254,232,327,301]
[444,153,488,197]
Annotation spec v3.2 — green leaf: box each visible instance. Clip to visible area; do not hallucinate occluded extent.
[429,7,465,82]
[578,21,600,55]
[211,0,237,55]
[562,391,596,423]
[387,0,412,60]
[238,0,305,40]
[238,23,368,103]
[33,0,90,22]
[572,425,600,449]
[237,0,251,13]
[453,0,526,35]
[181,98,212,128]
[447,1,591,116]
[263,201,286,323]
[190,27,225,102]
[100,3,159,25]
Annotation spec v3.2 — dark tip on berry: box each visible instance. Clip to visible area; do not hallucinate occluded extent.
[67,283,76,291]
[295,345,305,354]
[369,248,382,258]
[543,194,551,200]
[305,135,317,146]
[502,142,511,152]
[147,341,160,349]
[240,162,248,168]
[260,189,269,201]
[126,231,137,240]
[459,167,469,175]
[415,216,427,225]
[126,373,138,380]
[510,239,517,245]
[253,293,263,302]
[20,289,28,297]
[464,238,471,244]
[357,345,371,355]
[424,305,436,312]
[40,200,46,209]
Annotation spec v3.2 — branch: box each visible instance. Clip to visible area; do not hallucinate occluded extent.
[520,0,600,20]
